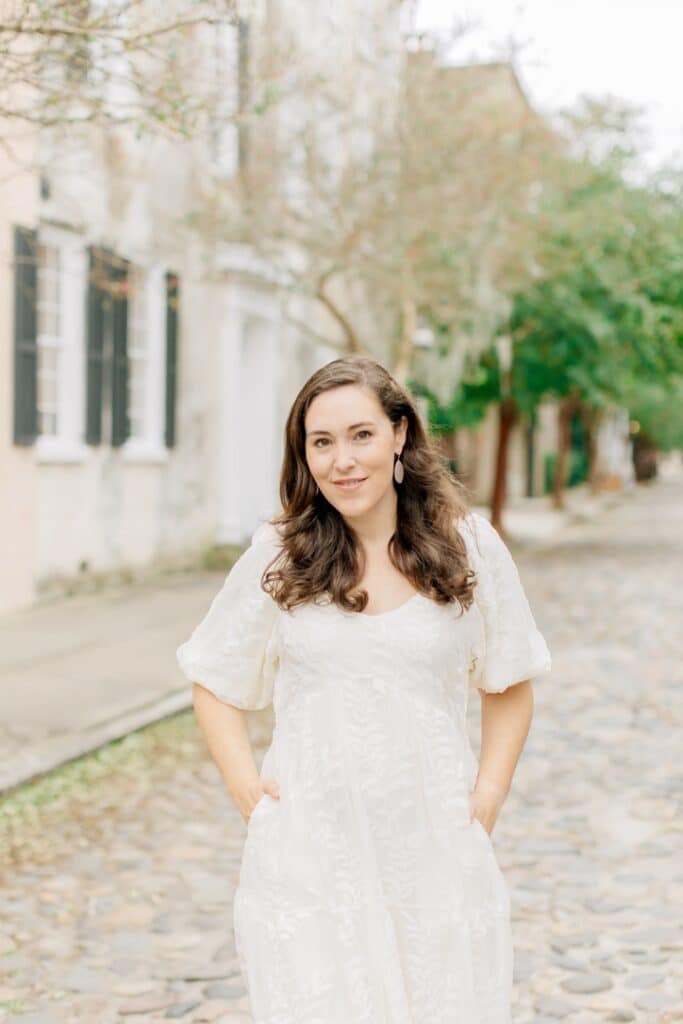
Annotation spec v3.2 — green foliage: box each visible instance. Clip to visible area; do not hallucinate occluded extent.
[622,376,683,450]
[406,95,683,505]
[543,447,589,493]
[408,346,501,435]
[506,163,683,416]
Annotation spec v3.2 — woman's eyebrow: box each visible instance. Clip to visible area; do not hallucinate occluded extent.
[306,421,375,438]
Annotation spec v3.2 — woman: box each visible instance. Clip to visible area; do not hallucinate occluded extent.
[176,355,552,1023]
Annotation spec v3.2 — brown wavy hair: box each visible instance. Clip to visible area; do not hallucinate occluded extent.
[261,355,476,616]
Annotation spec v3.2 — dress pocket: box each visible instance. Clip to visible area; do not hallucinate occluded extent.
[470,816,510,906]
[247,793,272,830]
[470,815,497,855]
[470,816,490,839]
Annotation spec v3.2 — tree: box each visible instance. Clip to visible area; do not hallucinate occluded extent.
[190,22,554,385]
[0,1,239,141]
[623,377,683,453]
[489,144,683,530]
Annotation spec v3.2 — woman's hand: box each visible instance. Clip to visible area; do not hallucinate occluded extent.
[237,776,281,825]
[469,777,508,835]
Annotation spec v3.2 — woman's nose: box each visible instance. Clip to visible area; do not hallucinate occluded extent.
[333,448,357,469]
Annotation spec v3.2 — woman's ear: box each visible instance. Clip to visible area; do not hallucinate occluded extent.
[396,415,408,447]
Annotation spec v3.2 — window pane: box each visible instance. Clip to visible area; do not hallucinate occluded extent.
[45,275,59,304]
[39,410,57,436]
[39,346,58,373]
[127,265,148,440]
[40,308,59,337]
[38,380,57,416]
[36,242,62,437]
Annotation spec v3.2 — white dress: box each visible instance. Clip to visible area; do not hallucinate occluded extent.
[176,511,552,1024]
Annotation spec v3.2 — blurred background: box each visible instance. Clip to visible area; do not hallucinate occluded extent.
[0,2,681,1022]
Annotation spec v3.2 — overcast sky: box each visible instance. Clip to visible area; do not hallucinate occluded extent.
[414,0,682,172]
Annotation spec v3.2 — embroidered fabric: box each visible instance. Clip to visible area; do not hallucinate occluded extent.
[176,512,552,1023]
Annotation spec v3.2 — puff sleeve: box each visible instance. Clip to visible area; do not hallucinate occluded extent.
[459,511,552,693]
[176,520,282,710]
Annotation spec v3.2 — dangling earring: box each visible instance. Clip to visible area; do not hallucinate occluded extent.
[393,452,404,484]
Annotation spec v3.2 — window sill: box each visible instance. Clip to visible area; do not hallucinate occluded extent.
[34,436,88,464]
[121,439,170,465]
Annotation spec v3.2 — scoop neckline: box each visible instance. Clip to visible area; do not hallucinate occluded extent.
[342,591,424,620]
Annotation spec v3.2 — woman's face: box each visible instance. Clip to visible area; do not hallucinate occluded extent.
[304,385,407,519]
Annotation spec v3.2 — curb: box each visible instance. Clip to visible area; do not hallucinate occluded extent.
[0,688,192,797]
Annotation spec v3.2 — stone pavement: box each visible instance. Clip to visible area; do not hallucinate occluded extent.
[1,476,682,1022]
[0,478,638,794]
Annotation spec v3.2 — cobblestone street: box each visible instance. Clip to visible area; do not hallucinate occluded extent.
[1,480,681,1024]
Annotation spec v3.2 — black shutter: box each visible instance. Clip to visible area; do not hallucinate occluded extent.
[85,246,104,445]
[165,272,179,448]
[13,226,38,445]
[111,255,130,447]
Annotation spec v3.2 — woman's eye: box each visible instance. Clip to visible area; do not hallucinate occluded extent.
[313,431,372,448]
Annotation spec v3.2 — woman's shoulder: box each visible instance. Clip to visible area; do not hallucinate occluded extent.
[247,519,288,575]
[453,509,499,561]
[215,520,284,603]
[250,518,284,547]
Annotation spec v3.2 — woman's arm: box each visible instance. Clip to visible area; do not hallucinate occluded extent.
[192,683,280,824]
[470,679,534,833]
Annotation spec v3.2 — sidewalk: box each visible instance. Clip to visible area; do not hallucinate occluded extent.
[0,480,639,794]
[473,479,636,549]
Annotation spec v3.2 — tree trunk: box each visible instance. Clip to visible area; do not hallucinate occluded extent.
[315,271,362,354]
[393,291,416,387]
[391,253,421,386]
[553,396,578,509]
[580,404,601,493]
[490,397,518,537]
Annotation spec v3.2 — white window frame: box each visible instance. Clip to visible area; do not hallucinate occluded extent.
[34,226,88,464]
[121,263,168,465]
[126,263,150,442]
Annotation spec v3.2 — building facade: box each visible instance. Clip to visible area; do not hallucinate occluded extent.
[0,0,405,614]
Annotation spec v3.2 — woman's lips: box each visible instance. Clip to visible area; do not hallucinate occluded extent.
[333,477,367,491]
